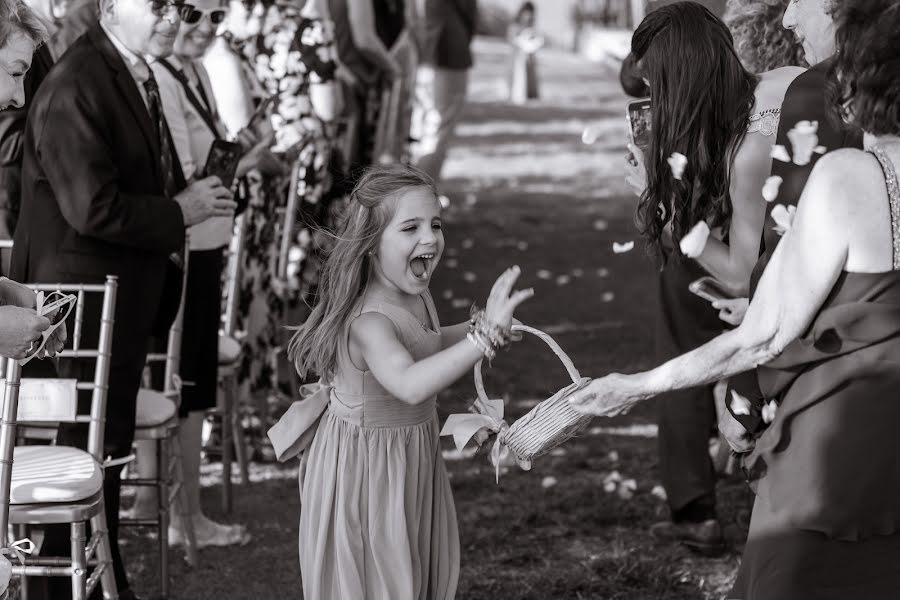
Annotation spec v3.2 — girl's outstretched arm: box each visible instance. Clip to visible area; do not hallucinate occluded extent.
[440,322,469,349]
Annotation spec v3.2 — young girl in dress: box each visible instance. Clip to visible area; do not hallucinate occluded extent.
[276,163,533,599]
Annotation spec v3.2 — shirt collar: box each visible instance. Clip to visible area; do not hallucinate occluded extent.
[100,22,152,83]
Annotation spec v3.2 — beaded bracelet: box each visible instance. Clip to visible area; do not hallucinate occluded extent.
[466,331,497,362]
[468,306,512,350]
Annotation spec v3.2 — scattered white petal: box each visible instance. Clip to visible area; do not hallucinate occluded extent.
[787,120,819,166]
[441,289,454,300]
[516,241,529,251]
[603,471,622,485]
[813,145,827,154]
[596,268,609,278]
[607,450,619,462]
[771,144,791,162]
[601,291,615,302]
[582,125,602,145]
[593,219,608,231]
[550,448,567,457]
[603,480,617,493]
[572,268,584,277]
[444,258,458,269]
[541,476,558,489]
[730,390,752,416]
[617,485,635,500]
[621,478,637,491]
[461,238,474,250]
[445,247,459,257]
[762,175,784,203]
[464,193,478,206]
[771,204,797,236]
[667,152,687,180]
[612,241,634,254]
[679,221,710,258]
[537,269,552,280]
[651,485,667,501]
[462,271,477,283]
[762,399,778,424]
[439,195,451,209]
[555,275,571,286]
[451,298,472,309]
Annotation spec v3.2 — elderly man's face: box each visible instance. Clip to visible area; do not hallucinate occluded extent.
[106,0,182,58]
[783,0,836,65]
[0,32,36,110]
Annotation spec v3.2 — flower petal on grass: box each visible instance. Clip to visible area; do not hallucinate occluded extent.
[667,152,687,180]
[593,219,608,231]
[651,485,668,501]
[442,289,454,300]
[762,175,783,203]
[461,238,474,250]
[444,258,458,269]
[596,268,609,278]
[679,221,710,258]
[537,269,552,280]
[541,476,558,489]
[450,298,472,309]
[555,275,571,286]
[572,268,584,277]
[607,450,619,462]
[612,241,634,254]
[517,241,529,251]
[462,271,477,283]
[601,291,615,302]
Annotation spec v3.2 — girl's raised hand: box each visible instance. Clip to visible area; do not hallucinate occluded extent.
[484,266,534,331]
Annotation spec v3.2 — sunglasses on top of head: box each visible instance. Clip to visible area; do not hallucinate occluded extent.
[149,0,186,16]
[179,5,228,24]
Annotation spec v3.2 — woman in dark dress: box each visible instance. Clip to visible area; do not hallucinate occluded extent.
[570,1,900,596]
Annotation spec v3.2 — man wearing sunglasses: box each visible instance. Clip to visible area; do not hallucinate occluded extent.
[10,0,236,597]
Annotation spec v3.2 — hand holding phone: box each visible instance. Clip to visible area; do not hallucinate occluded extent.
[203,139,243,189]
[626,98,652,150]
[689,276,738,304]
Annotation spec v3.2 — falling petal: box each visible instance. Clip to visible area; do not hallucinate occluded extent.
[537,269,552,280]
[555,275,571,286]
[771,144,791,162]
[461,238,474,250]
[516,241,529,251]
[601,291,615,302]
[651,485,668,501]
[442,289,454,300]
[621,478,637,491]
[612,241,634,254]
[762,175,784,203]
[603,471,622,485]
[667,152,688,180]
[582,124,602,145]
[814,145,827,154]
[771,204,797,236]
[679,221,711,258]
[572,268,584,278]
[464,193,478,206]
[607,450,619,462]
[603,481,617,493]
[787,120,819,166]
[439,195,451,209]
[593,219,608,231]
[445,247,459,257]
[730,390,752,416]
[541,476,558,489]
[597,268,609,278]
[550,448,567,457]
[762,399,778,424]
[462,271,477,283]
[444,258,459,269]
[617,485,635,500]
[451,298,472,309]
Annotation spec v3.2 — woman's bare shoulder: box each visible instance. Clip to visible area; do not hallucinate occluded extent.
[753,66,807,111]
[805,149,885,214]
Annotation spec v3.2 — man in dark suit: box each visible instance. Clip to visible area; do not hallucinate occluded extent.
[10,0,235,595]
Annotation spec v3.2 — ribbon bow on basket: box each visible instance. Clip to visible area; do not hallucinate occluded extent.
[441,324,592,483]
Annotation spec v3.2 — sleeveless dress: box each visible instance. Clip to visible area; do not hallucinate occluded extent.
[730,146,900,599]
[298,289,460,599]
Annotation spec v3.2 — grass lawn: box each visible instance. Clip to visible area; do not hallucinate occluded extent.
[123,37,749,599]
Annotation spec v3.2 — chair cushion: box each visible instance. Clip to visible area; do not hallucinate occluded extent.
[218,334,242,365]
[136,388,177,428]
[10,446,103,505]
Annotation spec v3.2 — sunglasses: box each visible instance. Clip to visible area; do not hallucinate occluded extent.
[180,6,228,24]
[149,0,186,16]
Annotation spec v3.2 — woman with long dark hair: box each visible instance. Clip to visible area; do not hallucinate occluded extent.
[622,1,803,552]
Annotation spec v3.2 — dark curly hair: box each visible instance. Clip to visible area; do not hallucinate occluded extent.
[830,0,900,136]
[632,1,757,260]
[724,0,806,72]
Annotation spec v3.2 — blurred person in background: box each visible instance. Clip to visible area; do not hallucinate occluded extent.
[507,1,543,105]
[725,0,806,73]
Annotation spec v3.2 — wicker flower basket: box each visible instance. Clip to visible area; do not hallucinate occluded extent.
[475,325,593,463]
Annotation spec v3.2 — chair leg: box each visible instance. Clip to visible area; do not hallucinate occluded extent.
[70,521,87,600]
[170,431,199,567]
[91,497,120,600]
[221,377,234,514]
[229,374,249,485]
[157,439,169,600]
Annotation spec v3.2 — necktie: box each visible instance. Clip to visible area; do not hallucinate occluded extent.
[143,70,185,269]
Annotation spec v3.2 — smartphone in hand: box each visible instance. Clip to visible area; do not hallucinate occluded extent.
[626,98,652,151]
[689,276,738,304]
[203,139,243,189]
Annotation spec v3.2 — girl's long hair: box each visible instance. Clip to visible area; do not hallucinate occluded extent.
[632,2,757,260]
[288,164,438,381]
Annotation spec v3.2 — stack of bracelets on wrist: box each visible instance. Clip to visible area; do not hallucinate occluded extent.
[466,306,512,362]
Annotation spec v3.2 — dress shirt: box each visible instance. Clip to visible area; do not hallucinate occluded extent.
[99,22,152,108]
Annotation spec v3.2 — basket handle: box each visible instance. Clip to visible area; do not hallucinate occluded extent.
[474,324,582,407]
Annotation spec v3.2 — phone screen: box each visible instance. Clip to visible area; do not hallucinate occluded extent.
[627,99,652,150]
[689,276,737,303]
[203,140,243,189]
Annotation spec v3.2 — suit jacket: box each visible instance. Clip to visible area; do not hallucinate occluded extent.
[419,0,477,70]
[0,44,54,249]
[729,58,864,435]
[10,24,186,357]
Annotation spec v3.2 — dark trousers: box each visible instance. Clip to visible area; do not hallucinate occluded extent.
[655,258,723,518]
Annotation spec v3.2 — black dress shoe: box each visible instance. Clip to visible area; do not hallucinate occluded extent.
[650,518,726,557]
